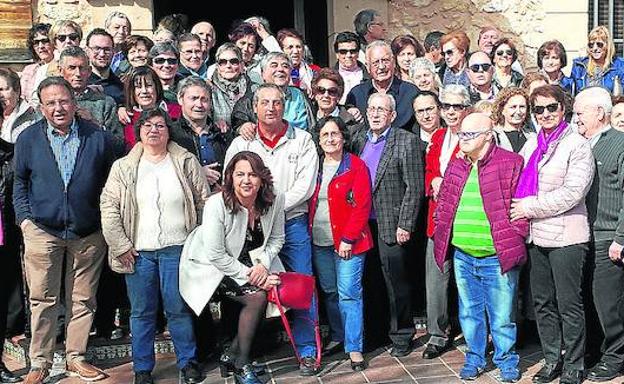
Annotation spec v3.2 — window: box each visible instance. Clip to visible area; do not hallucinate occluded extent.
[589,0,624,55]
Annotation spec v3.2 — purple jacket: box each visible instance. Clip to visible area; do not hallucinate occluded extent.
[434,144,528,273]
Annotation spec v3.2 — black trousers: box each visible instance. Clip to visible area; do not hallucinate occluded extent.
[0,227,26,360]
[530,243,587,370]
[94,262,129,336]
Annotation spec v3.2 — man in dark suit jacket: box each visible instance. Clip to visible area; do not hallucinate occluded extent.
[351,92,424,356]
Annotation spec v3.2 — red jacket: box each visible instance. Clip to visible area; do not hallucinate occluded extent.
[309,153,374,255]
[425,128,460,238]
[123,102,182,153]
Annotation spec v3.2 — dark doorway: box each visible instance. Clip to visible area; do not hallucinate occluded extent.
[153,1,329,66]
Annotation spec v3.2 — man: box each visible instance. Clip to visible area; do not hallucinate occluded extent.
[190,21,216,66]
[575,87,624,382]
[466,51,498,104]
[477,26,523,75]
[434,113,526,382]
[104,11,131,75]
[13,77,115,384]
[85,28,124,105]
[351,92,424,357]
[346,40,419,132]
[612,99,624,132]
[333,31,370,104]
[177,33,208,80]
[412,90,442,144]
[353,9,386,63]
[424,31,444,72]
[149,42,182,103]
[224,83,320,376]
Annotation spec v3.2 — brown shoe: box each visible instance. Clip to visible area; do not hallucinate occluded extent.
[66,360,107,382]
[24,367,49,384]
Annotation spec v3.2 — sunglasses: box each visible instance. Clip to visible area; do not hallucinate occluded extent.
[337,48,359,55]
[217,58,241,66]
[314,86,340,97]
[496,49,513,57]
[457,130,489,140]
[532,102,560,115]
[588,41,605,49]
[441,103,467,111]
[33,38,51,45]
[153,57,179,65]
[56,33,80,43]
[443,49,455,57]
[469,63,492,72]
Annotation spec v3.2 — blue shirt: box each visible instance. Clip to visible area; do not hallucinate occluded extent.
[46,120,80,187]
[360,127,391,219]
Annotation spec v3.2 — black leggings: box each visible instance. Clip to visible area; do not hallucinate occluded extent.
[227,291,268,368]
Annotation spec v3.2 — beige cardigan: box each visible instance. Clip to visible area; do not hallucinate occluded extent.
[100,141,211,273]
[179,192,286,317]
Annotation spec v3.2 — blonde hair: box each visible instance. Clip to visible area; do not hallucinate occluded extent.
[587,25,616,75]
[473,100,494,116]
[49,20,83,47]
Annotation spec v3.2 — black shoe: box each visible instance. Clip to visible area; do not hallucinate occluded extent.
[321,341,343,357]
[299,357,320,376]
[532,362,562,383]
[350,359,367,372]
[219,353,266,378]
[586,362,620,382]
[422,343,450,359]
[0,364,22,383]
[180,361,202,384]
[389,342,413,357]
[134,371,154,384]
[234,364,262,384]
[559,369,583,384]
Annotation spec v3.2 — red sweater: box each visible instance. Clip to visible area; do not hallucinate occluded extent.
[123,102,182,153]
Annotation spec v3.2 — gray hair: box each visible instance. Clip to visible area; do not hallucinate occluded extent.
[104,11,132,30]
[253,83,285,107]
[365,39,392,59]
[177,76,211,100]
[368,92,396,112]
[260,51,292,73]
[215,42,243,62]
[353,9,380,38]
[37,76,76,103]
[575,86,613,114]
[59,46,88,66]
[409,57,436,78]
[440,84,471,106]
[148,42,179,59]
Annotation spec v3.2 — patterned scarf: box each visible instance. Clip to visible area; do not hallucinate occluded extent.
[211,72,248,128]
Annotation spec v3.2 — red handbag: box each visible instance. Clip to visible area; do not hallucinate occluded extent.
[268,272,322,369]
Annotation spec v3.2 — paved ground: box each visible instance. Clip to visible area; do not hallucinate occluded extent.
[5,330,624,384]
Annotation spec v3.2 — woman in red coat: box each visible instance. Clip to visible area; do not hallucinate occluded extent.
[309,116,372,371]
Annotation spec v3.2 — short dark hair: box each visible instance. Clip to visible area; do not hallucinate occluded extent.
[490,38,518,63]
[414,90,441,107]
[85,28,113,47]
[177,32,201,48]
[311,67,345,100]
[353,9,379,38]
[27,23,51,59]
[333,31,360,52]
[222,151,275,215]
[424,31,444,51]
[37,77,75,103]
[122,35,154,56]
[537,40,568,69]
[157,14,189,37]
[391,34,425,58]
[0,68,21,96]
[312,116,351,155]
[227,22,259,54]
[276,28,305,48]
[529,84,567,112]
[124,66,164,110]
[133,107,173,142]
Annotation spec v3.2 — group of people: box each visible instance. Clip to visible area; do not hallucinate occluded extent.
[1,6,624,384]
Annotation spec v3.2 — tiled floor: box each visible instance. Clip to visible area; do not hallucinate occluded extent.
[5,332,624,384]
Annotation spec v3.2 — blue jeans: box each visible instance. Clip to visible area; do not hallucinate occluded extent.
[279,215,318,358]
[125,245,196,372]
[312,245,364,353]
[454,249,519,371]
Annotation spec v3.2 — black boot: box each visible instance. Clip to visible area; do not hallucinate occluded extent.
[234,364,262,384]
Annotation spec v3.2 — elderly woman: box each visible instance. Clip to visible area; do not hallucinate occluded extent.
[277,28,320,94]
[100,108,208,384]
[409,57,441,94]
[537,40,573,94]
[0,68,38,143]
[510,85,595,384]
[491,87,535,153]
[122,66,181,151]
[440,31,470,89]
[312,68,363,136]
[210,43,256,133]
[391,34,425,83]
[571,26,624,95]
[122,35,155,74]
[149,42,182,103]
[21,23,53,105]
[228,23,267,85]
[179,151,284,384]
[309,116,372,370]
[491,38,524,89]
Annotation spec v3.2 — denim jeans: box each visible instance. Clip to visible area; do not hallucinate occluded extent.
[279,215,318,357]
[125,245,196,372]
[312,245,365,353]
[454,249,519,371]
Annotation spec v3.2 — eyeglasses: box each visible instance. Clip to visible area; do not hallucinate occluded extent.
[217,58,241,66]
[56,33,80,43]
[532,102,560,115]
[142,123,168,131]
[496,49,513,57]
[441,103,467,111]
[33,38,51,45]
[370,58,392,68]
[314,86,340,97]
[443,49,456,57]
[367,106,391,115]
[337,48,359,55]
[457,130,489,140]
[153,57,179,65]
[88,46,113,54]
[469,63,492,73]
[415,106,437,116]
[588,41,605,49]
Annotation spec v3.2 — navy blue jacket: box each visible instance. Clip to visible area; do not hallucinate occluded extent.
[570,56,624,95]
[13,118,115,239]
[345,76,419,132]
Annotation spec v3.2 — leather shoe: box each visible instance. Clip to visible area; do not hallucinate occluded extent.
[422,343,450,359]
[0,364,22,383]
[23,368,48,384]
[350,358,367,371]
[559,369,583,384]
[532,362,562,383]
[180,361,202,384]
[586,362,620,382]
[389,342,412,357]
[66,360,107,382]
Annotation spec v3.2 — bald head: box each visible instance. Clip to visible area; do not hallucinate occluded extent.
[459,113,494,161]
[462,112,493,132]
[467,51,493,89]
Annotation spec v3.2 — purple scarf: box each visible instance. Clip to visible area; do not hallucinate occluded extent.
[515,121,568,198]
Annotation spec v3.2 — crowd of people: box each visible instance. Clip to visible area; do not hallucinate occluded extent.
[1,6,624,384]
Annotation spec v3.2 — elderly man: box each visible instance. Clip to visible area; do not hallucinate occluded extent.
[190,21,216,65]
[177,33,208,80]
[575,87,624,382]
[467,51,498,104]
[105,11,132,75]
[346,40,419,132]
[352,92,424,357]
[14,77,115,384]
[86,28,124,105]
[353,9,386,63]
[224,83,320,376]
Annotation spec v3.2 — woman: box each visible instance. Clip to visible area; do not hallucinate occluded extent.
[228,23,266,85]
[309,116,372,370]
[391,34,425,83]
[210,43,256,133]
[510,85,595,384]
[100,108,208,384]
[122,35,155,73]
[439,31,470,89]
[21,23,53,105]
[152,26,177,45]
[277,28,320,94]
[0,68,38,143]
[491,87,535,153]
[122,66,181,151]
[570,25,624,95]
[312,68,363,136]
[491,38,524,89]
[409,57,441,94]
[148,42,182,103]
[537,40,573,94]
[179,151,285,384]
